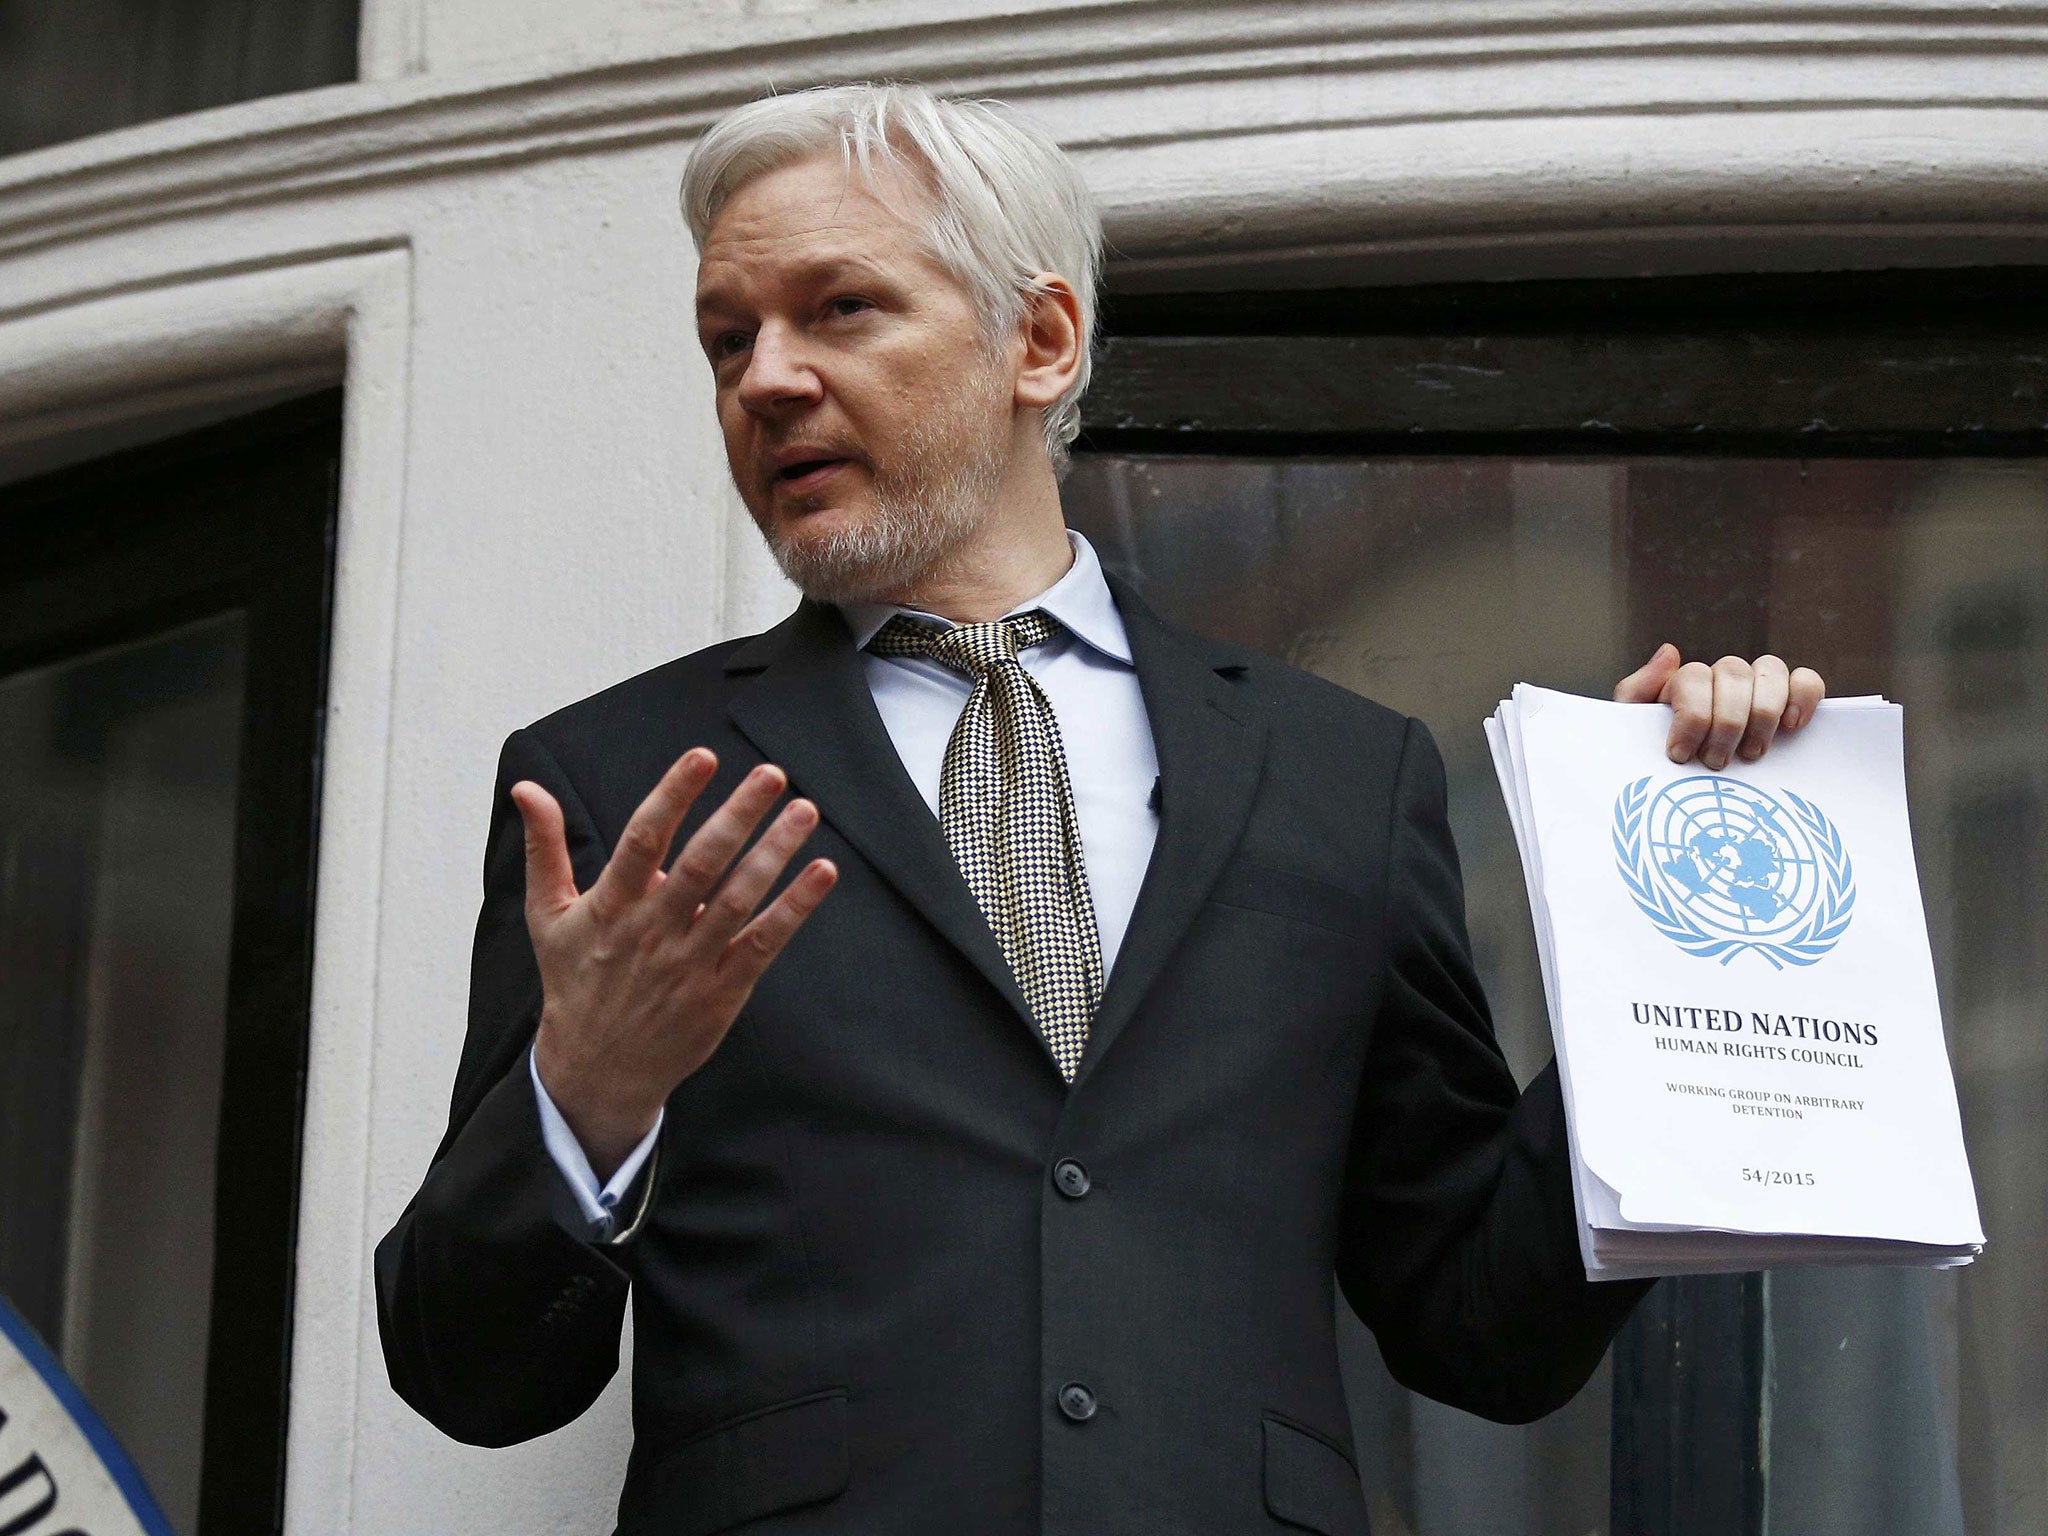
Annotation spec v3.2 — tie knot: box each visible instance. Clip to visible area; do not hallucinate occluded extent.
[871,610,1062,679]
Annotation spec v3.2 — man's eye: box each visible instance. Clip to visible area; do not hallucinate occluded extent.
[827,296,872,319]
[710,331,750,359]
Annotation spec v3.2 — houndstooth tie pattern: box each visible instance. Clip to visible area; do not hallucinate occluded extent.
[869,611,1104,1082]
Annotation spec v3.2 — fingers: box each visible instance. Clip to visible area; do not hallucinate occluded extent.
[689,797,824,950]
[1696,656,1754,770]
[722,858,840,983]
[1736,654,1790,761]
[1646,646,1828,764]
[1785,666,1825,732]
[1664,657,1756,769]
[590,748,719,916]
[1615,642,1683,704]
[1661,660,1715,763]
[511,781,578,924]
[659,762,791,916]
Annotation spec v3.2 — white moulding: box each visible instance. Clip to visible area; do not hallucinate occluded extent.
[3,0,2048,281]
[0,247,415,1536]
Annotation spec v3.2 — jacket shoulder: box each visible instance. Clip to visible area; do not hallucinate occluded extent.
[1110,572,1409,746]
[1150,607,1412,746]
[521,633,755,750]
[505,608,809,814]
[1246,643,1408,739]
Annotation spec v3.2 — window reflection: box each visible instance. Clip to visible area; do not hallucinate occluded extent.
[0,0,357,157]
[0,612,247,1536]
[1064,453,2048,1536]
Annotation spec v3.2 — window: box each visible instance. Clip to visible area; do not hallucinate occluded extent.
[0,393,339,1535]
[1066,270,2048,1536]
[0,0,358,158]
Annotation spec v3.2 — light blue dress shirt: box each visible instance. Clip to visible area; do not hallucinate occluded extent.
[532,529,1160,1238]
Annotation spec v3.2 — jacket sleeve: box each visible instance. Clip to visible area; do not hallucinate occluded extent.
[373,727,654,1446]
[1335,715,1652,1424]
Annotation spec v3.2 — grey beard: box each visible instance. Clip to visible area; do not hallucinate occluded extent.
[757,380,1014,606]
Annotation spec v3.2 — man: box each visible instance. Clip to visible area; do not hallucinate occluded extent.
[375,83,1825,1535]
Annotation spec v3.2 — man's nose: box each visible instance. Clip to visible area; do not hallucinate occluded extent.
[735,324,822,416]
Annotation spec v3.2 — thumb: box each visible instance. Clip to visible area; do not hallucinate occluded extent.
[510,780,579,924]
[1614,642,1682,704]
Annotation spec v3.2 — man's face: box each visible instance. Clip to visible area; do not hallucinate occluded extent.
[694,150,1018,603]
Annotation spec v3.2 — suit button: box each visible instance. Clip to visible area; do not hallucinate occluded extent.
[1057,1382,1097,1422]
[1052,1158,1091,1199]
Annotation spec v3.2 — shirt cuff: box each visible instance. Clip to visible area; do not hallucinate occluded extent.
[529,1042,663,1241]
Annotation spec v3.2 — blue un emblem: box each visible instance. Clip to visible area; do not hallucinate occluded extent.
[1612,774,1856,968]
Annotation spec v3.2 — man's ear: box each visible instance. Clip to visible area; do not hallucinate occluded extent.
[1013,273,1084,411]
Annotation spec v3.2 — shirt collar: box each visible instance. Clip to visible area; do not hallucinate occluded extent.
[839,528,1133,665]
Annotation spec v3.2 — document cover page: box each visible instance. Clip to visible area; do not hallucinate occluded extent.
[1502,687,1983,1255]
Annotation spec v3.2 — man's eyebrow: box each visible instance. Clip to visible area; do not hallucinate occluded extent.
[695,251,899,319]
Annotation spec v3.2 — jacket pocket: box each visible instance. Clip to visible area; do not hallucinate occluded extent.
[1262,1411,1369,1535]
[638,1388,850,1536]
[1209,861,1374,942]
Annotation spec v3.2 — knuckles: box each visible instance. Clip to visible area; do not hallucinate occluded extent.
[672,855,724,888]
[1651,651,1817,767]
[618,824,665,856]
[735,925,780,959]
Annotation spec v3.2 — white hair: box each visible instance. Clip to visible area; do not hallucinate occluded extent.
[679,81,1102,471]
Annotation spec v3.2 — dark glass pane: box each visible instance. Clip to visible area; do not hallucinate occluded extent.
[0,0,358,158]
[1063,452,2048,1535]
[0,610,246,1536]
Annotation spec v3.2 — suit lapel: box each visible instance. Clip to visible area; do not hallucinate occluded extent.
[724,601,1043,1056]
[724,581,1269,1092]
[1074,574,1268,1090]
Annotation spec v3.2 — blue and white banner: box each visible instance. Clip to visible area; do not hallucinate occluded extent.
[0,1294,172,1536]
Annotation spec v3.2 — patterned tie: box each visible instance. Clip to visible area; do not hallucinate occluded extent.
[869,611,1104,1082]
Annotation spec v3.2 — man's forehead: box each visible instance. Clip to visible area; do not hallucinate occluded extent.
[695,154,940,306]
[695,242,900,311]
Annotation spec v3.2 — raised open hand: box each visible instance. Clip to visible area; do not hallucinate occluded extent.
[514,749,837,1178]
[1615,644,1826,770]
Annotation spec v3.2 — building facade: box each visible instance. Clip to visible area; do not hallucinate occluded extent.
[1,3,2044,1533]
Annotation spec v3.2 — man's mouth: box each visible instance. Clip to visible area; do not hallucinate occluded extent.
[774,457,854,493]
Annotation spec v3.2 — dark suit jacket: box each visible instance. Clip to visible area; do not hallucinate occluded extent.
[374,574,1648,1536]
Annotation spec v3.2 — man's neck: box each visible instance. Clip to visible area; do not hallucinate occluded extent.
[879,450,1075,620]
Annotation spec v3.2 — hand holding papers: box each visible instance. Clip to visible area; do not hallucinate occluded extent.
[1486,686,1984,1281]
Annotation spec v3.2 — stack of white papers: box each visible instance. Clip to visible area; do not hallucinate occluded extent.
[1486,685,1984,1280]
